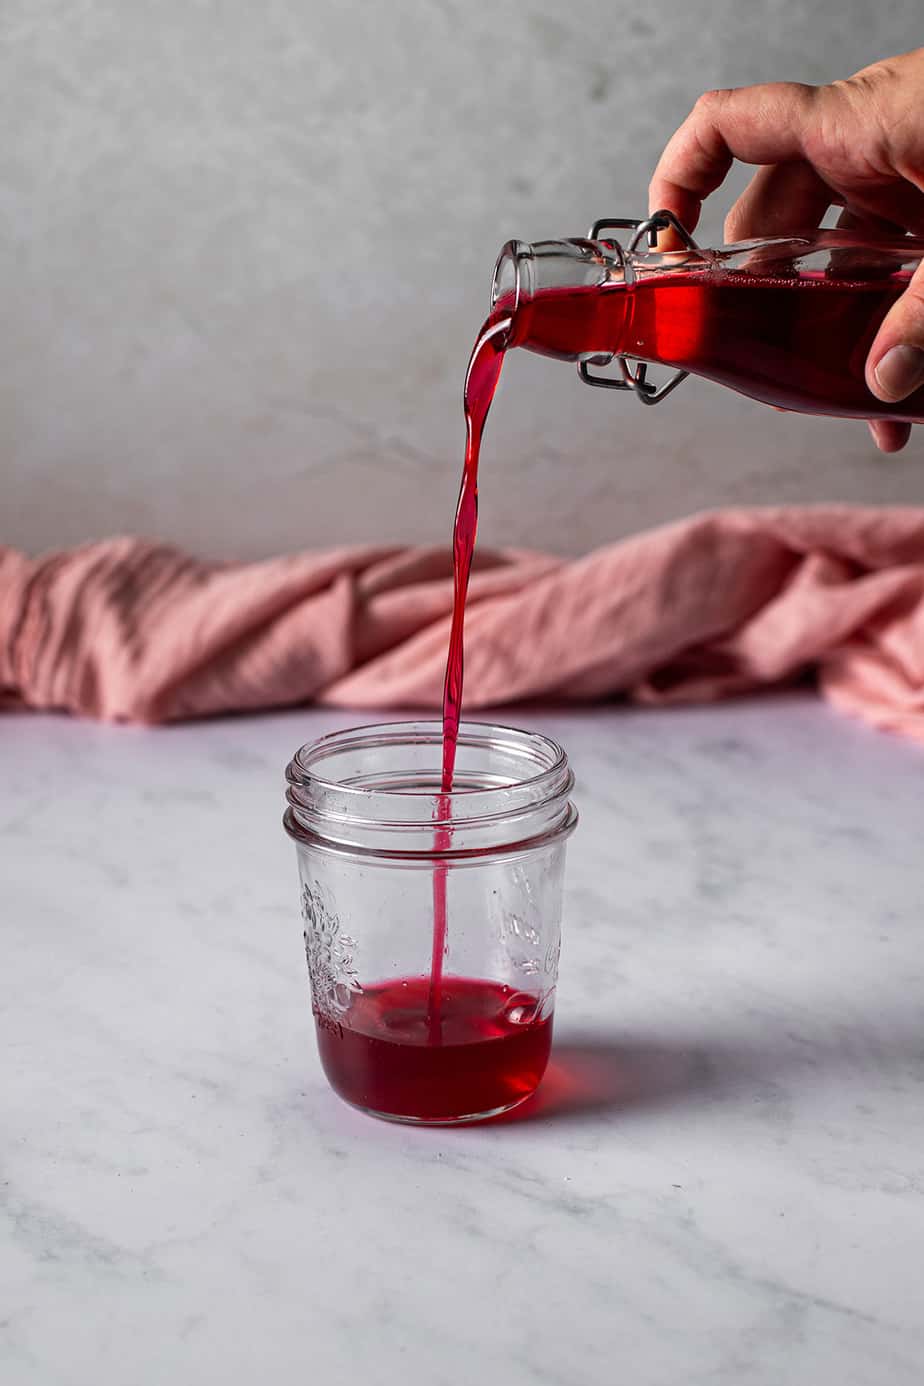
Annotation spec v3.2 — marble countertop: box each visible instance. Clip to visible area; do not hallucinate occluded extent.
[3,696,924,1384]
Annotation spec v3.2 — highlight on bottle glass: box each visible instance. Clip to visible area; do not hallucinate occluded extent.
[284,721,577,1125]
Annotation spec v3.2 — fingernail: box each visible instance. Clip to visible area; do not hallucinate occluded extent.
[868,417,911,453]
[873,345,924,401]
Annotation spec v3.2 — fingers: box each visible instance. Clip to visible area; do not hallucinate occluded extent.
[833,181,924,238]
[866,258,924,402]
[835,206,906,235]
[648,82,821,231]
[868,419,912,451]
[724,161,832,241]
[721,174,924,248]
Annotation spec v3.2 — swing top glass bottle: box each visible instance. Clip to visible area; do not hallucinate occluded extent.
[489,212,924,420]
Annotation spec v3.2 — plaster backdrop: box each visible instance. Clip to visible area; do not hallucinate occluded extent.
[3,1,923,560]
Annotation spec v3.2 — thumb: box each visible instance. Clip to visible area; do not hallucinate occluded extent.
[866,258,924,404]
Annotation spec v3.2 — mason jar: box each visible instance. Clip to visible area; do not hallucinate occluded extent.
[284,720,577,1125]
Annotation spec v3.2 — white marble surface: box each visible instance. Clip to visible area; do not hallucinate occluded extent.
[2,696,924,1384]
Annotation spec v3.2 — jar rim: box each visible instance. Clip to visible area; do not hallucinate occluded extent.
[284,720,576,860]
[288,719,568,801]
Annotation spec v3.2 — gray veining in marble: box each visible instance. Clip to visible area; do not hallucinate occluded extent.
[2,697,924,1384]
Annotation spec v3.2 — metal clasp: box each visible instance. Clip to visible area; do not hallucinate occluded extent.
[577,210,699,405]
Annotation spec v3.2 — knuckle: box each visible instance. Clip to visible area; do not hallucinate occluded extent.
[777,80,817,104]
[693,87,734,115]
[804,81,881,178]
[844,59,897,94]
[767,81,820,126]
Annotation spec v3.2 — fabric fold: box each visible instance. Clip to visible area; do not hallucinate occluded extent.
[2,506,924,743]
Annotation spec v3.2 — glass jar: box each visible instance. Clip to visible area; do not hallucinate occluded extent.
[284,720,577,1125]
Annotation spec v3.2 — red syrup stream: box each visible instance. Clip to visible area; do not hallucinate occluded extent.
[428,310,514,1041]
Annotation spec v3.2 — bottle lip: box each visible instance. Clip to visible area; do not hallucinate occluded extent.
[491,240,533,313]
[491,237,634,310]
[284,719,577,861]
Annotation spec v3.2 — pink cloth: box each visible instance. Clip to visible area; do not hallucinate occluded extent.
[2,506,924,741]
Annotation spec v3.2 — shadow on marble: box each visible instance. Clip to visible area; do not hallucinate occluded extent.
[486,1020,909,1127]
[487,1035,721,1126]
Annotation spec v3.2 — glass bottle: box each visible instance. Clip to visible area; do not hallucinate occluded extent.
[490,214,924,420]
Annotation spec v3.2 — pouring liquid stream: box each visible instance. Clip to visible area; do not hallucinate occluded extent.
[428,310,512,1041]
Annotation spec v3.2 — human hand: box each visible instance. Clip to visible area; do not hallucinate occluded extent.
[648,48,924,451]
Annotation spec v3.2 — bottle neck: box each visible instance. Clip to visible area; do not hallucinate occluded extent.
[490,237,706,362]
[492,239,622,312]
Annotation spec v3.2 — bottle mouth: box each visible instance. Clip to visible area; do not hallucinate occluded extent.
[491,240,534,314]
[491,238,632,313]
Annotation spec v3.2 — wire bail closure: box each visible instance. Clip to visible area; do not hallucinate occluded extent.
[577,210,700,405]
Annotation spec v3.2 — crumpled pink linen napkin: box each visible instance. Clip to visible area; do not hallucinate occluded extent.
[2,506,923,741]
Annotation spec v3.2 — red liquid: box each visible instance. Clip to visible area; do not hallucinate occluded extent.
[508,268,924,420]
[428,312,512,1040]
[316,976,552,1121]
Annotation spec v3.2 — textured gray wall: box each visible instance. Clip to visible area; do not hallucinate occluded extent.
[3,1,923,559]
